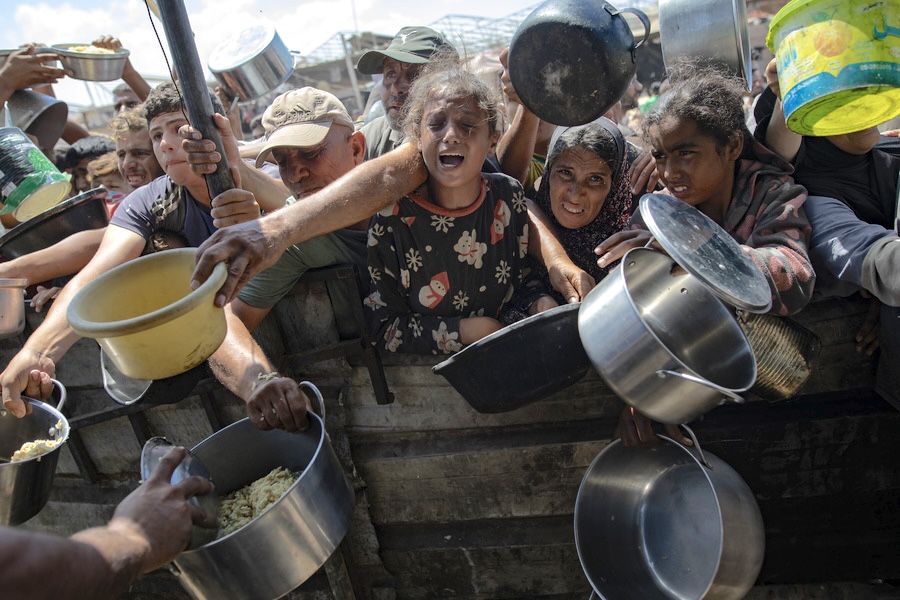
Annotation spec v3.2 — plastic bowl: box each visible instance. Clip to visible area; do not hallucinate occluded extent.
[51,44,129,81]
[66,248,228,380]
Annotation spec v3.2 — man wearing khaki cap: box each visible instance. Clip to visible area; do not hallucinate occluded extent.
[357,26,458,159]
[207,87,370,432]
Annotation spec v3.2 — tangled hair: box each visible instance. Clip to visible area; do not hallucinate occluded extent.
[86,151,119,180]
[142,81,224,125]
[400,51,501,145]
[108,108,148,141]
[547,124,619,176]
[64,135,116,169]
[641,63,749,151]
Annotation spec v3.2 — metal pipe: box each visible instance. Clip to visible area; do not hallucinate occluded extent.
[155,0,233,199]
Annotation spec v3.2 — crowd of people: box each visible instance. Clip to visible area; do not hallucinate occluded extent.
[1,17,899,594]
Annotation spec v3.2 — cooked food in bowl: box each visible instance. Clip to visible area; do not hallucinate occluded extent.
[51,43,129,82]
[11,433,64,462]
[66,44,116,54]
[217,466,297,537]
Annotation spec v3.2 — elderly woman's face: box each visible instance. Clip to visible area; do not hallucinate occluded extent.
[548,146,614,229]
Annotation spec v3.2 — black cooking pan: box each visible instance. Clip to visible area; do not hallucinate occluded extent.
[433,303,592,413]
[507,0,651,126]
[0,187,108,259]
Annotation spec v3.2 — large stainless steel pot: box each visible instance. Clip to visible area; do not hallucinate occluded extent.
[0,379,69,525]
[0,278,27,340]
[577,247,756,424]
[171,382,354,600]
[658,0,752,89]
[208,25,294,101]
[575,429,764,599]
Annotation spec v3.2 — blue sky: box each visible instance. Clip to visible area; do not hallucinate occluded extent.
[3,0,539,107]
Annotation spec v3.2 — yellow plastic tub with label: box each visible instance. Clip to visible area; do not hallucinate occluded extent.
[767,0,900,136]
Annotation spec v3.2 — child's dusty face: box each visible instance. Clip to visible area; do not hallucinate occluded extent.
[419,93,497,207]
[95,172,131,197]
[647,117,740,218]
[148,111,200,188]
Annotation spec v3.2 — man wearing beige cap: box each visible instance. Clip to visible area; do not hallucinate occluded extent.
[357,26,457,159]
[207,87,370,432]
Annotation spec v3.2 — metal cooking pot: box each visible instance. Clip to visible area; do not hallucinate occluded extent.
[0,379,69,525]
[3,89,68,151]
[0,188,109,260]
[433,303,592,413]
[574,428,764,599]
[507,0,651,125]
[171,382,354,600]
[100,348,207,407]
[658,0,752,89]
[577,247,756,424]
[0,278,27,340]
[208,25,294,101]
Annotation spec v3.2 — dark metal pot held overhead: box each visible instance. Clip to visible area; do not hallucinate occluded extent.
[507,0,650,126]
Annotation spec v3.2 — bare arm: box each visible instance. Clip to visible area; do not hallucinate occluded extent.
[495,48,540,184]
[0,225,145,414]
[526,199,594,303]
[91,36,151,101]
[192,142,427,306]
[0,46,64,105]
[0,228,105,285]
[0,447,215,600]
[208,299,311,431]
[761,58,802,163]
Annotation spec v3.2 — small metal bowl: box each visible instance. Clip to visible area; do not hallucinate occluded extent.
[51,44,129,81]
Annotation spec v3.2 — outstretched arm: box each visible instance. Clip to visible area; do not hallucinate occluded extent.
[0,228,105,285]
[0,446,215,600]
[760,58,802,163]
[192,142,427,306]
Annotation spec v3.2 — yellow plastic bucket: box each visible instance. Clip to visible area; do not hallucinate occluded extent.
[766,0,900,136]
[67,248,228,380]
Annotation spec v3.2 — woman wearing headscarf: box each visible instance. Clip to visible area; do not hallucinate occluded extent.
[503,117,635,319]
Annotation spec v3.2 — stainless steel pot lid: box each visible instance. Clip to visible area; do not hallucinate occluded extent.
[639,193,772,313]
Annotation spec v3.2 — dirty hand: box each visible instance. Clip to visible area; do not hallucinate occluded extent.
[1,350,56,418]
[211,189,260,228]
[30,285,61,313]
[246,377,311,433]
[497,47,522,106]
[547,258,595,303]
[613,406,693,448]
[180,113,242,187]
[192,216,284,307]
[90,35,123,51]
[104,446,218,572]
[629,149,659,195]
[594,228,657,270]
[0,45,65,90]
[764,58,781,100]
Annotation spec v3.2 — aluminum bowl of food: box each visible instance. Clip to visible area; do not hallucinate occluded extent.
[51,43,129,81]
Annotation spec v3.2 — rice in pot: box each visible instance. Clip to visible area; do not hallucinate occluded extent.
[217,466,297,537]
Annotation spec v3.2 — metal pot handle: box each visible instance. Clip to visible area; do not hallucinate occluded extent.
[678,424,712,470]
[49,379,67,413]
[605,6,651,50]
[655,369,745,405]
[297,380,325,421]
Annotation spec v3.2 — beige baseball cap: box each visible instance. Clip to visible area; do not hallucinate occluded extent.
[255,87,354,167]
